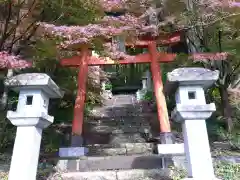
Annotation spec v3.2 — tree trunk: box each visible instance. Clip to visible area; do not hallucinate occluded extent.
[219,85,233,132]
[0,69,13,110]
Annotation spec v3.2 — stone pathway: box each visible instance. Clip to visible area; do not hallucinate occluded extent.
[84,94,154,145]
[90,94,140,118]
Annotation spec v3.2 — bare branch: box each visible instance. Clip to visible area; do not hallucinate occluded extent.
[0,0,12,50]
[8,0,23,53]
[12,19,38,45]
[229,61,240,78]
[181,13,240,32]
[3,0,38,44]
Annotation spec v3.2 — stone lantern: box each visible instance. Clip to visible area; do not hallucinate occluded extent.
[168,67,220,180]
[142,74,148,90]
[5,73,63,180]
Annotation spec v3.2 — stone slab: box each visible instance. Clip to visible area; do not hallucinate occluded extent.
[109,133,146,144]
[85,118,149,126]
[212,141,231,150]
[216,156,240,164]
[88,147,127,156]
[84,132,146,145]
[86,113,154,119]
[57,155,163,172]
[88,125,147,134]
[125,143,153,155]
[86,143,155,156]
[157,143,185,155]
[86,143,126,149]
[61,171,117,180]
[116,169,172,180]
[0,164,9,172]
[60,169,172,180]
[183,178,220,180]
[59,147,88,158]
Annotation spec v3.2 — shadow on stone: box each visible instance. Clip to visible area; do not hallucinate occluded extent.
[131,155,163,169]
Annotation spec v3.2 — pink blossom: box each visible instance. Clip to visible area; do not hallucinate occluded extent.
[37,12,158,51]
[190,52,229,62]
[38,0,236,60]
[104,42,134,60]
[100,0,127,11]
[38,22,126,41]
[0,51,32,69]
[229,1,240,7]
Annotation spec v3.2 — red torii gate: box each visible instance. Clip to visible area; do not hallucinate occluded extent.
[61,32,181,146]
[61,30,228,146]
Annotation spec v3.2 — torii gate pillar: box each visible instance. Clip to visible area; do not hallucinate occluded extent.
[71,47,89,146]
[59,47,89,158]
[148,42,172,144]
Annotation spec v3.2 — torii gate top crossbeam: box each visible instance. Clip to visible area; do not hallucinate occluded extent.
[61,52,177,67]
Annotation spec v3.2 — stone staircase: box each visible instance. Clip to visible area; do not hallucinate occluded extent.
[83,116,154,145]
[57,94,177,180]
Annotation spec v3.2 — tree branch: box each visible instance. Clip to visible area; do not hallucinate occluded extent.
[182,13,240,32]
[3,0,37,45]
[11,19,39,46]
[0,0,12,50]
[229,61,240,78]
[8,0,23,53]
[14,10,45,55]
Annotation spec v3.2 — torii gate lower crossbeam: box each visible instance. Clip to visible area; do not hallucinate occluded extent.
[62,43,175,147]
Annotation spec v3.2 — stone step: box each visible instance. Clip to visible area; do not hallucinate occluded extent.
[59,169,172,180]
[86,142,154,149]
[84,133,147,144]
[85,116,152,125]
[84,124,151,134]
[57,154,165,172]
[87,112,143,118]
[86,112,155,119]
[87,143,154,156]
[88,147,127,156]
[85,120,151,127]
